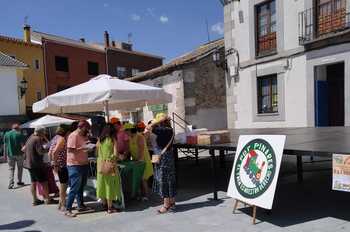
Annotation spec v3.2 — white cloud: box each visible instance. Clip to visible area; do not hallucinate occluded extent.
[103,3,109,8]
[160,15,169,24]
[146,8,156,18]
[211,22,224,35]
[131,14,141,22]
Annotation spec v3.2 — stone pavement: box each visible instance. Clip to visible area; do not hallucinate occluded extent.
[0,155,349,232]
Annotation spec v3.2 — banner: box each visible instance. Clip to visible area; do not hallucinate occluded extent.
[227,135,286,210]
[333,154,350,192]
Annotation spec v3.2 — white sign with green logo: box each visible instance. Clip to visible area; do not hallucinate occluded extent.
[227,135,286,210]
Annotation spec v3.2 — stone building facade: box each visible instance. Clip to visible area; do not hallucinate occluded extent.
[127,39,227,132]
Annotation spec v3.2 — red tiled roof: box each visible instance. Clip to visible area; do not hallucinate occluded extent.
[0,35,41,48]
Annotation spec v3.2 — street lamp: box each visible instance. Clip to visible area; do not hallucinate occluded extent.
[19,77,28,98]
[213,49,221,66]
[213,48,228,71]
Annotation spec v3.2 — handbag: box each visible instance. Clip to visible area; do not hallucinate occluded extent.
[152,132,174,164]
[97,139,117,175]
[99,159,116,175]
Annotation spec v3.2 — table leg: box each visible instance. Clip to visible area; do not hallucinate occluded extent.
[195,148,199,166]
[297,155,303,183]
[219,150,225,168]
[174,147,179,188]
[210,149,218,200]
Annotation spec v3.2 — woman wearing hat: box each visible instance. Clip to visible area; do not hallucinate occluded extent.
[147,113,175,214]
[125,123,153,201]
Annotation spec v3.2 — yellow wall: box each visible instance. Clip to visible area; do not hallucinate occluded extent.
[0,38,46,109]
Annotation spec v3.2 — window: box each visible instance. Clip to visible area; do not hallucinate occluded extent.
[88,61,99,76]
[55,56,69,72]
[36,92,42,101]
[317,0,346,36]
[34,59,40,70]
[116,66,127,79]
[132,68,140,76]
[256,0,277,56]
[257,74,278,114]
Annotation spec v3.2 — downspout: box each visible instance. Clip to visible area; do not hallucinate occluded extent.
[105,48,109,75]
[43,40,49,96]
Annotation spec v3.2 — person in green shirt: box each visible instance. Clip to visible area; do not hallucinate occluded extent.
[3,123,25,189]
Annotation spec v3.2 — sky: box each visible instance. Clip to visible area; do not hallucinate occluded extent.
[0,0,224,62]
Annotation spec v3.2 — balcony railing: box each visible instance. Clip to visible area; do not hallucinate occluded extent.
[299,1,350,44]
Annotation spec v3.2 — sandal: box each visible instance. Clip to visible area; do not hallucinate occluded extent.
[170,203,176,210]
[45,199,59,205]
[58,203,66,212]
[64,211,77,218]
[107,208,118,214]
[32,200,44,206]
[77,206,93,212]
[157,205,171,214]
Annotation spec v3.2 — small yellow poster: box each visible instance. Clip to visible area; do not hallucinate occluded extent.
[333,154,350,192]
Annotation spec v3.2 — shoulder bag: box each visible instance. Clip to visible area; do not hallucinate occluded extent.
[98,139,117,176]
[152,131,174,164]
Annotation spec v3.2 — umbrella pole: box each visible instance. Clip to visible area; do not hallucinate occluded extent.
[104,101,110,123]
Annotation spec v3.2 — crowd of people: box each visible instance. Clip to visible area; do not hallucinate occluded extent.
[2,113,176,217]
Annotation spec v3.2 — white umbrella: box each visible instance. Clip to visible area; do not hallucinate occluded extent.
[33,75,172,117]
[20,115,75,128]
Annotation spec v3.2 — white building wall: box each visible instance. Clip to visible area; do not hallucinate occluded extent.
[140,70,186,134]
[283,0,305,51]
[224,0,309,129]
[233,55,307,129]
[0,68,21,116]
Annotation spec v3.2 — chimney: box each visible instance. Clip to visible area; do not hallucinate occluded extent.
[111,40,116,47]
[121,42,132,51]
[80,38,85,43]
[23,25,31,43]
[104,31,110,48]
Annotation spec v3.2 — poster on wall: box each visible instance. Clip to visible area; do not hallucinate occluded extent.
[333,154,350,192]
[227,135,286,210]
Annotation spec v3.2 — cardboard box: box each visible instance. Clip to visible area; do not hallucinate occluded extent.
[186,134,198,145]
[197,134,211,145]
[203,130,231,144]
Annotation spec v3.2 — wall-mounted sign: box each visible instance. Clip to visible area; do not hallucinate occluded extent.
[333,154,350,192]
[148,104,168,113]
[227,135,286,210]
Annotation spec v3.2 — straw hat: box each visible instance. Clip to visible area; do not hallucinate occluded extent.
[137,121,146,129]
[110,117,120,125]
[154,113,168,123]
[123,123,135,130]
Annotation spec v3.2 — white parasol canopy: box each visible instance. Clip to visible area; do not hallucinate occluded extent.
[32,74,172,114]
[20,115,75,128]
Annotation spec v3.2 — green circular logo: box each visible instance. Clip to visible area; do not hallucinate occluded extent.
[234,139,276,199]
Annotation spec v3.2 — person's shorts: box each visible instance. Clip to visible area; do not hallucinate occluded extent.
[29,168,48,183]
[57,166,69,184]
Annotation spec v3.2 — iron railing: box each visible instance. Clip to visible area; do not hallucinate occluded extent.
[299,0,350,44]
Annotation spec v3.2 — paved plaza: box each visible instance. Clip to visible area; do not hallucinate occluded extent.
[0,155,349,232]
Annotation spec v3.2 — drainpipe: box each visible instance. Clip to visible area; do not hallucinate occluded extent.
[105,48,109,75]
[43,40,49,96]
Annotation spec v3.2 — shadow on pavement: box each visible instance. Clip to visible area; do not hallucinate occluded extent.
[174,199,224,213]
[236,160,350,227]
[0,220,35,230]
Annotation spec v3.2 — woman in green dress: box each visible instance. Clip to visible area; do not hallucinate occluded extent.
[126,123,153,201]
[96,123,122,214]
